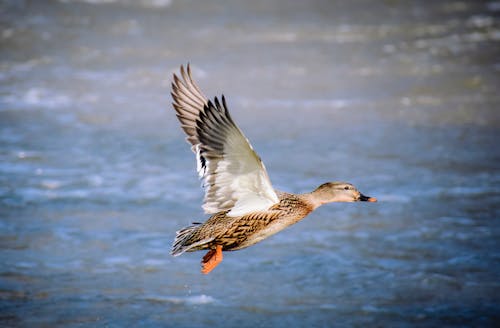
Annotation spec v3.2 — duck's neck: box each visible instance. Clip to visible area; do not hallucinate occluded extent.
[299,192,325,211]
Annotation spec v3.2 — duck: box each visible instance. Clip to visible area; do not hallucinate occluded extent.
[170,64,376,274]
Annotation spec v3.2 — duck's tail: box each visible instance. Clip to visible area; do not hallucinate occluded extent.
[171,222,213,256]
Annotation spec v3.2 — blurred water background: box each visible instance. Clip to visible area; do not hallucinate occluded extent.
[1,0,499,327]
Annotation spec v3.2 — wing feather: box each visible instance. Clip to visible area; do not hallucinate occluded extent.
[171,64,279,216]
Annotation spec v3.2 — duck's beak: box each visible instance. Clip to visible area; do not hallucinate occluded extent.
[359,193,377,202]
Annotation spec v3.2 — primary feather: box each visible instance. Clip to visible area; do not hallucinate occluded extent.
[171,64,279,217]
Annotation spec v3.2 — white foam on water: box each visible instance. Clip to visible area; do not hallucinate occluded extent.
[141,294,215,305]
[21,88,72,109]
[58,0,172,8]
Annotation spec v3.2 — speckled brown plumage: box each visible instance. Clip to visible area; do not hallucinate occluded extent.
[169,64,376,274]
[172,192,314,255]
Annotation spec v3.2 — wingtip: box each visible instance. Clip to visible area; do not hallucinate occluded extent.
[221,94,227,109]
[180,64,187,80]
[213,96,221,110]
[205,99,214,109]
[171,74,181,93]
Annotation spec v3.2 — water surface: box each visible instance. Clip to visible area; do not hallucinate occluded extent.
[1,0,499,327]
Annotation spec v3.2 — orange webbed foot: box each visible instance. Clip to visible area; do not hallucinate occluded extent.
[201,245,223,274]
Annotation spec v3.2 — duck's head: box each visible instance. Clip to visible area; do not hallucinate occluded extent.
[311,182,377,206]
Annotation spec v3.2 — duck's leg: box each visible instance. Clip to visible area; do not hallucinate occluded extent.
[201,245,223,274]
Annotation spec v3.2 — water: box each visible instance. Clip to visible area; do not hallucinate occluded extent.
[1,0,499,326]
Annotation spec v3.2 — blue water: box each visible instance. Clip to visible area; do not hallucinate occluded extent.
[1,0,499,327]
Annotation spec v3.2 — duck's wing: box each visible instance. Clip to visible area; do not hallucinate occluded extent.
[171,64,279,217]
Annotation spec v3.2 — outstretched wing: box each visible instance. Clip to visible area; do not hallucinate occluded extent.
[171,64,279,217]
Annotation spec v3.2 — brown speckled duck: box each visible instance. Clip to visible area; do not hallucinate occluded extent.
[170,64,376,274]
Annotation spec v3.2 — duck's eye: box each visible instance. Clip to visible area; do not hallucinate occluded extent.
[344,186,350,190]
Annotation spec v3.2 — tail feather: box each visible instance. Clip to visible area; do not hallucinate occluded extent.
[171,222,213,256]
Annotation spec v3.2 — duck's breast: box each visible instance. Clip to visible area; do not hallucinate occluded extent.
[228,196,313,250]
